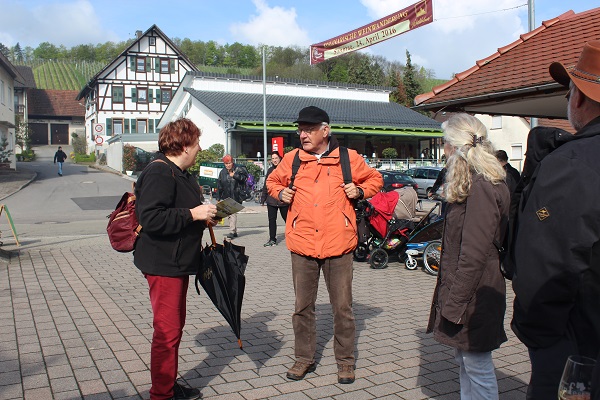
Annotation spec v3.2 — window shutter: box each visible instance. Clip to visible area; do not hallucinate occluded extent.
[124,119,130,134]
[155,58,160,72]
[149,119,154,133]
[106,118,112,136]
[156,119,161,131]
[146,58,151,72]
[131,88,137,102]
[129,57,135,71]
[156,89,161,103]
[131,120,137,134]
[170,59,175,73]
[148,89,153,102]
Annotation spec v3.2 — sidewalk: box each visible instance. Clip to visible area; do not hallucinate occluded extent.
[0,166,530,399]
[0,168,36,201]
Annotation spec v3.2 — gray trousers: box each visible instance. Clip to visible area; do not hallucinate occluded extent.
[290,252,355,365]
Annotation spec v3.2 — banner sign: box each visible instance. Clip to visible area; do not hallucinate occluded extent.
[271,137,284,155]
[310,0,433,64]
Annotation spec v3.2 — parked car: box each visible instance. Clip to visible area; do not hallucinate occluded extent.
[379,171,419,193]
[404,166,443,197]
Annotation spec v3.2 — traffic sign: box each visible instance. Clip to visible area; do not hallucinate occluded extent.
[95,135,104,145]
[93,123,105,135]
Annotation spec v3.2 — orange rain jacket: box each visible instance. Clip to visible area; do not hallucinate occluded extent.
[267,147,383,259]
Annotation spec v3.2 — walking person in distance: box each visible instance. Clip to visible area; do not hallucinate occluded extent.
[54,146,67,176]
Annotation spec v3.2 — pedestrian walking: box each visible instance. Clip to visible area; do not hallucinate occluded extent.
[54,146,67,176]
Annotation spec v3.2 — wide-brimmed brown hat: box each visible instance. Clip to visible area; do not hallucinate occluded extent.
[549,40,600,103]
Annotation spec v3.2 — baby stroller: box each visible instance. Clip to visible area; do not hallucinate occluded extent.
[354,189,443,274]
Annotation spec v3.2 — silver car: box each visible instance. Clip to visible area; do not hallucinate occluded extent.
[404,166,443,197]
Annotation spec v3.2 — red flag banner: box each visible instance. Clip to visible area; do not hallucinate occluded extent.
[310,0,433,64]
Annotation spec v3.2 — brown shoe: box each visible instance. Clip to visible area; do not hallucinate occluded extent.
[337,364,355,384]
[286,361,316,380]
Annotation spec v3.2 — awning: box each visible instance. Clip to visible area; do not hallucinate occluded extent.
[236,123,443,138]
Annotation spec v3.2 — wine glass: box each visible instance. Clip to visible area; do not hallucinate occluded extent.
[558,355,596,400]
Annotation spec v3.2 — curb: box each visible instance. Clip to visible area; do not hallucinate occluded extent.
[0,171,37,202]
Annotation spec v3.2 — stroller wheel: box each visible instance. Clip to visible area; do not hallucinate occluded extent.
[404,257,418,270]
[423,240,441,276]
[369,248,389,269]
[354,244,369,262]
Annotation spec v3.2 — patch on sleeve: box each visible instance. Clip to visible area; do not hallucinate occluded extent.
[536,207,550,221]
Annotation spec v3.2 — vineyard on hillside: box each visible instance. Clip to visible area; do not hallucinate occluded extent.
[20,60,105,91]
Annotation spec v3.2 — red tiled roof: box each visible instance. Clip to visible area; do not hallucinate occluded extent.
[536,118,576,134]
[415,7,600,107]
[28,89,84,117]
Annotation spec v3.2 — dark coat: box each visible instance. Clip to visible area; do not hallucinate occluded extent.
[133,153,205,276]
[504,163,520,194]
[511,117,600,359]
[217,164,248,203]
[260,165,287,207]
[54,150,67,163]
[427,174,510,352]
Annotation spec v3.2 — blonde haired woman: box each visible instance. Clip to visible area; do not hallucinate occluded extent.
[427,113,510,400]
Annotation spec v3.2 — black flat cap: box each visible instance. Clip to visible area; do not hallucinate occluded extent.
[294,106,330,124]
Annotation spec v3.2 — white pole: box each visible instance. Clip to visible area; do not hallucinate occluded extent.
[529,0,538,129]
[262,46,268,174]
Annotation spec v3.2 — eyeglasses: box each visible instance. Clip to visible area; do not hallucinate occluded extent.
[296,124,324,136]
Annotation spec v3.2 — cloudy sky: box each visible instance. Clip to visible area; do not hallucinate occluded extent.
[0,0,596,79]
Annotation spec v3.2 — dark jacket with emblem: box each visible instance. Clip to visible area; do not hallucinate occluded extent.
[511,117,600,359]
[133,153,205,276]
[427,174,510,352]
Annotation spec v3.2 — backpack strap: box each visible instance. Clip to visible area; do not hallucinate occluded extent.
[339,146,352,184]
[290,147,352,188]
[289,150,302,189]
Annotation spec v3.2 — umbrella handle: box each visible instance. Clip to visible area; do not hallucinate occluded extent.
[208,224,217,246]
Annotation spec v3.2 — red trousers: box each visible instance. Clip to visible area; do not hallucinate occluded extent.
[145,274,189,400]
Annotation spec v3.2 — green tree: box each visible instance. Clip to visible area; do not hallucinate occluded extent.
[382,147,398,158]
[402,50,423,106]
[189,144,224,175]
[0,42,9,57]
[328,62,349,82]
[33,42,60,59]
[12,43,24,63]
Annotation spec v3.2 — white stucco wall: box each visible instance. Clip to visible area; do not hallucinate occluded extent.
[476,114,529,172]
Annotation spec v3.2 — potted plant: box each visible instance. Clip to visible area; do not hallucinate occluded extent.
[123,144,137,175]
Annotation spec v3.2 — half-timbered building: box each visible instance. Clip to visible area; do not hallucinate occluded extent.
[76,24,197,167]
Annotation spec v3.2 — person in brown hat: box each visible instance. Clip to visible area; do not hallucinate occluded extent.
[510,40,600,399]
[267,105,382,385]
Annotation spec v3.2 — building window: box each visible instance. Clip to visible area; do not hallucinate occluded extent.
[113,119,123,135]
[137,119,147,134]
[161,88,172,104]
[137,88,148,103]
[112,86,124,103]
[160,59,170,74]
[491,115,502,130]
[136,57,146,72]
[511,145,523,160]
[149,37,156,46]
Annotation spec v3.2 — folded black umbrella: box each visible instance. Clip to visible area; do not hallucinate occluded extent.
[196,225,248,348]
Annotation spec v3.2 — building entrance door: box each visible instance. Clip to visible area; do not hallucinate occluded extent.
[51,124,69,145]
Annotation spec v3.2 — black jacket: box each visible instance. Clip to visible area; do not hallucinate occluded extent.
[54,150,67,163]
[133,153,205,276]
[217,164,248,203]
[260,165,287,207]
[511,117,600,358]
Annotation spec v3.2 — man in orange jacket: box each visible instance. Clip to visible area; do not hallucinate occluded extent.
[267,106,382,384]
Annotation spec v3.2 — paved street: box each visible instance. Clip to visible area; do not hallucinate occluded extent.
[0,161,531,399]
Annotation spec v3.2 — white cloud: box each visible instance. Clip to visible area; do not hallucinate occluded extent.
[0,0,119,48]
[357,0,527,79]
[229,0,311,47]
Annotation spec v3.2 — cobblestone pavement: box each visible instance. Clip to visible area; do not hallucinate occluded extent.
[0,220,531,399]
